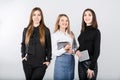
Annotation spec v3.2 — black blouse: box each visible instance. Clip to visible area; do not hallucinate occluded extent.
[21,26,52,64]
[78,26,101,70]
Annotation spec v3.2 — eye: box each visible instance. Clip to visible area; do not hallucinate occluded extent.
[61,19,64,22]
[88,14,92,16]
[33,14,36,16]
[66,20,68,22]
[84,14,87,17]
[38,14,41,16]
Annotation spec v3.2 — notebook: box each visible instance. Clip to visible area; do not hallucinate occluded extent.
[57,42,69,50]
[79,50,90,62]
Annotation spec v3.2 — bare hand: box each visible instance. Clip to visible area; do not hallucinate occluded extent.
[22,57,27,61]
[76,50,82,58]
[87,68,94,79]
[67,49,74,54]
[43,62,50,66]
[64,44,71,51]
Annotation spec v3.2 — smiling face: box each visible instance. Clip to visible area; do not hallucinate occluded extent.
[59,16,69,30]
[84,10,93,26]
[32,10,41,25]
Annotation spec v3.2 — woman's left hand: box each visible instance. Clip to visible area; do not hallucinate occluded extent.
[76,50,82,58]
[43,62,50,66]
[87,68,94,79]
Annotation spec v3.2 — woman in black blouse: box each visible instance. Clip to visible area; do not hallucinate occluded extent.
[21,7,52,80]
[76,8,101,80]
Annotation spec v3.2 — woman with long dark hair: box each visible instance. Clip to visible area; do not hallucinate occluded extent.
[76,8,101,80]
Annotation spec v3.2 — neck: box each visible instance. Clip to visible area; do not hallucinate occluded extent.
[60,28,66,34]
[34,23,40,27]
[86,24,92,26]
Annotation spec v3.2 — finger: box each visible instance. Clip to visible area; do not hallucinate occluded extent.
[25,58,27,61]
[78,53,82,58]
[43,62,46,64]
[90,72,94,79]
[90,73,92,79]
[87,72,90,78]
[22,57,26,61]
[22,58,24,61]
[92,71,95,77]
[46,62,49,66]
[88,72,93,79]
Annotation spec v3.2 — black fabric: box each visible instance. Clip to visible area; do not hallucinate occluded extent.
[21,28,27,58]
[78,60,98,80]
[21,26,52,64]
[22,60,47,80]
[21,26,52,80]
[77,26,101,70]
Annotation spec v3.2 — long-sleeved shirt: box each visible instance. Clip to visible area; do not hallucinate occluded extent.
[21,26,52,64]
[52,30,77,57]
[77,26,101,70]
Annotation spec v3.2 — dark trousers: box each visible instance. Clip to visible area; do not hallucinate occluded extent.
[22,60,47,80]
[78,60,98,80]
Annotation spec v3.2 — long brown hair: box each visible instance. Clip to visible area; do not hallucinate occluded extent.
[25,7,45,46]
[54,14,74,38]
[81,8,98,32]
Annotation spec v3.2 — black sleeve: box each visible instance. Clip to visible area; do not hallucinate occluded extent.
[45,27,52,62]
[21,28,27,58]
[89,30,101,70]
[76,35,81,51]
[72,37,77,49]
[71,31,77,50]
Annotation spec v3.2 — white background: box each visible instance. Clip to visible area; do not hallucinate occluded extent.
[0,0,120,80]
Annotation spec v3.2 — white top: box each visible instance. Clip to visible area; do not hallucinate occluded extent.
[52,30,73,57]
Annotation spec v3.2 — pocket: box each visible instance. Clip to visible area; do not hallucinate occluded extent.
[43,64,48,70]
[22,59,27,64]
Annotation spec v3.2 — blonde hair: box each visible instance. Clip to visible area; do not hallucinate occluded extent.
[54,14,74,38]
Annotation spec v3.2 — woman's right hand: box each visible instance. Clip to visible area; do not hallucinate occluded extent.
[76,50,82,58]
[22,57,27,61]
[64,44,71,51]
[67,49,74,54]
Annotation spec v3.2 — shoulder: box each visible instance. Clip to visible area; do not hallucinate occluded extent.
[24,27,27,30]
[44,26,51,36]
[51,31,60,42]
[51,30,59,37]
[96,29,100,34]
[70,31,75,36]
[23,27,28,33]
[70,31,74,35]
[44,26,50,32]
[70,31,75,38]
[94,29,101,37]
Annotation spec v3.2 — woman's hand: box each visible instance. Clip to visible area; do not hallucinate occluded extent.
[87,68,94,79]
[22,57,27,61]
[64,44,74,54]
[43,62,50,66]
[64,44,71,51]
[67,49,74,54]
[76,50,82,58]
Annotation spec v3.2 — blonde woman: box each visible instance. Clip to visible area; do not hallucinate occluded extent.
[21,7,52,80]
[52,14,77,80]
